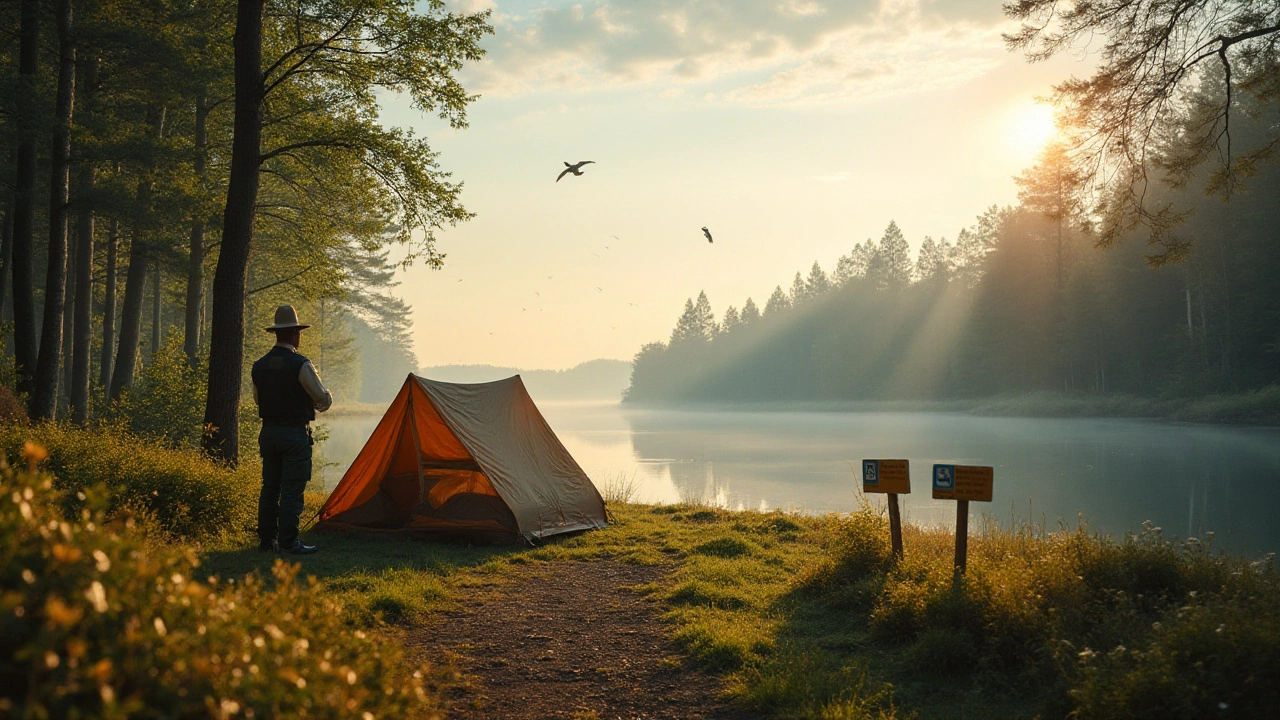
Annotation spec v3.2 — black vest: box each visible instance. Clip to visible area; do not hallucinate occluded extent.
[251,346,315,424]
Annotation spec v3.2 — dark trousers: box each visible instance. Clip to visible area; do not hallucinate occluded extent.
[258,424,312,547]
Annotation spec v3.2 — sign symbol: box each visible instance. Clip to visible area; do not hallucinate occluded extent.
[934,465,954,489]
[863,460,878,485]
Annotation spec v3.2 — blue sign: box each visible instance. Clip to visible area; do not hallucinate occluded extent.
[863,460,879,486]
[933,464,955,490]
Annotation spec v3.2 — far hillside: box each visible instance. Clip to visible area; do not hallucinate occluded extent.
[419,359,632,402]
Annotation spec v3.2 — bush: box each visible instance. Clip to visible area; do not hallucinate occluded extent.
[798,515,1280,713]
[0,423,258,540]
[0,386,26,425]
[110,337,206,448]
[0,457,446,718]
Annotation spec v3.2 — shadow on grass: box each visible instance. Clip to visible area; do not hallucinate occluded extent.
[199,529,530,627]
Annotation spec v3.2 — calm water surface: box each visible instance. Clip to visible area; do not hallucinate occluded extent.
[316,403,1280,556]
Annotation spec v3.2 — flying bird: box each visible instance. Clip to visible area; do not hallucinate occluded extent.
[556,160,595,182]
[702,226,714,243]
[595,286,603,293]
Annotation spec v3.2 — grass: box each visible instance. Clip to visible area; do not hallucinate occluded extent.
[202,499,1279,720]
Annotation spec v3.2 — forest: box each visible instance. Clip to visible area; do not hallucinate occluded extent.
[0,0,490,460]
[627,99,1280,405]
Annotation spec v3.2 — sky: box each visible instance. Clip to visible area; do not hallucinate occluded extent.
[380,0,1095,371]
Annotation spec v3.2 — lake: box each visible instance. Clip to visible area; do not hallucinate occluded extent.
[315,403,1280,557]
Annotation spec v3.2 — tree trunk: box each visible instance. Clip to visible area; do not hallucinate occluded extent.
[70,56,97,423]
[0,200,12,322]
[98,217,118,389]
[109,106,163,401]
[109,237,148,400]
[11,0,40,396]
[31,0,77,420]
[151,258,161,354]
[203,0,265,465]
[70,160,94,422]
[61,237,75,407]
[184,92,208,367]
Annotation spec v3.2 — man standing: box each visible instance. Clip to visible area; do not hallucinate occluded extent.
[251,305,332,554]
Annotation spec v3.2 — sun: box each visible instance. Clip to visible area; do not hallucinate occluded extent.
[1007,101,1058,160]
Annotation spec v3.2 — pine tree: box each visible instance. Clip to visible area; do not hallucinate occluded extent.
[722,305,740,331]
[1016,142,1084,288]
[765,285,791,315]
[741,297,760,323]
[834,240,872,285]
[693,290,718,337]
[867,220,912,289]
[805,261,830,297]
[790,272,808,304]
[671,291,716,344]
[915,235,952,282]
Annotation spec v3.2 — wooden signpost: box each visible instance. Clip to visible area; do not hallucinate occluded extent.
[932,464,994,576]
[862,459,910,557]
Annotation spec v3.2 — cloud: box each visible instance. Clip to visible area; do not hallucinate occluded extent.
[457,0,1012,103]
[724,24,1005,107]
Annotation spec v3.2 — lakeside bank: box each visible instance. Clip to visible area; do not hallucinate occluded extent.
[620,385,1280,427]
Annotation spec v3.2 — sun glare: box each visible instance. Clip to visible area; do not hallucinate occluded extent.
[1007,102,1058,160]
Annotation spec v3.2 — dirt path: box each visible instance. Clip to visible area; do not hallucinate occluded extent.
[411,561,760,720]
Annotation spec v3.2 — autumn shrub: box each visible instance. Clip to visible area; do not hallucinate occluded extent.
[0,456,447,719]
[0,422,258,540]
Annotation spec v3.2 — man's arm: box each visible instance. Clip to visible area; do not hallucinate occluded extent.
[299,361,333,412]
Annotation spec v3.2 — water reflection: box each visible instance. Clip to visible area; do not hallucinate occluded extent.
[316,403,1280,556]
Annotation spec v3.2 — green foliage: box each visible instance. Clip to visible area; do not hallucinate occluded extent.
[0,462,445,718]
[799,517,1280,716]
[0,423,258,540]
[111,337,205,448]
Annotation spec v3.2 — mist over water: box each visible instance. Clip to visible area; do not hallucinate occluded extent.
[318,403,1280,557]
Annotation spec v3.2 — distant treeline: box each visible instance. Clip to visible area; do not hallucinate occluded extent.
[420,359,632,401]
[626,110,1280,404]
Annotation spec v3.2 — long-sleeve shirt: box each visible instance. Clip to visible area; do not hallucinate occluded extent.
[252,342,333,413]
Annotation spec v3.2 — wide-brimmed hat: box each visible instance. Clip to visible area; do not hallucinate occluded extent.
[264,305,311,332]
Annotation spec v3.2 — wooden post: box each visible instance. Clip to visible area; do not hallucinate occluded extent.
[954,499,969,576]
[887,493,903,558]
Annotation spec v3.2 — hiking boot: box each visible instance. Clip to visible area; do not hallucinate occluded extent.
[285,540,318,555]
[258,539,279,552]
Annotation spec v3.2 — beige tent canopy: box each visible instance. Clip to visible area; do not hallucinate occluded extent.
[318,375,607,543]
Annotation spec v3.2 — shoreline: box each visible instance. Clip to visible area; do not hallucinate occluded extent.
[619,386,1280,427]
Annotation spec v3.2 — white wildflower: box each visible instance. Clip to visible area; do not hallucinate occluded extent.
[86,581,108,612]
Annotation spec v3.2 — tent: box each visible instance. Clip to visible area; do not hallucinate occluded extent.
[317,375,607,543]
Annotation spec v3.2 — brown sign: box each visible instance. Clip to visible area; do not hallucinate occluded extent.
[862,459,910,495]
[931,464,993,502]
